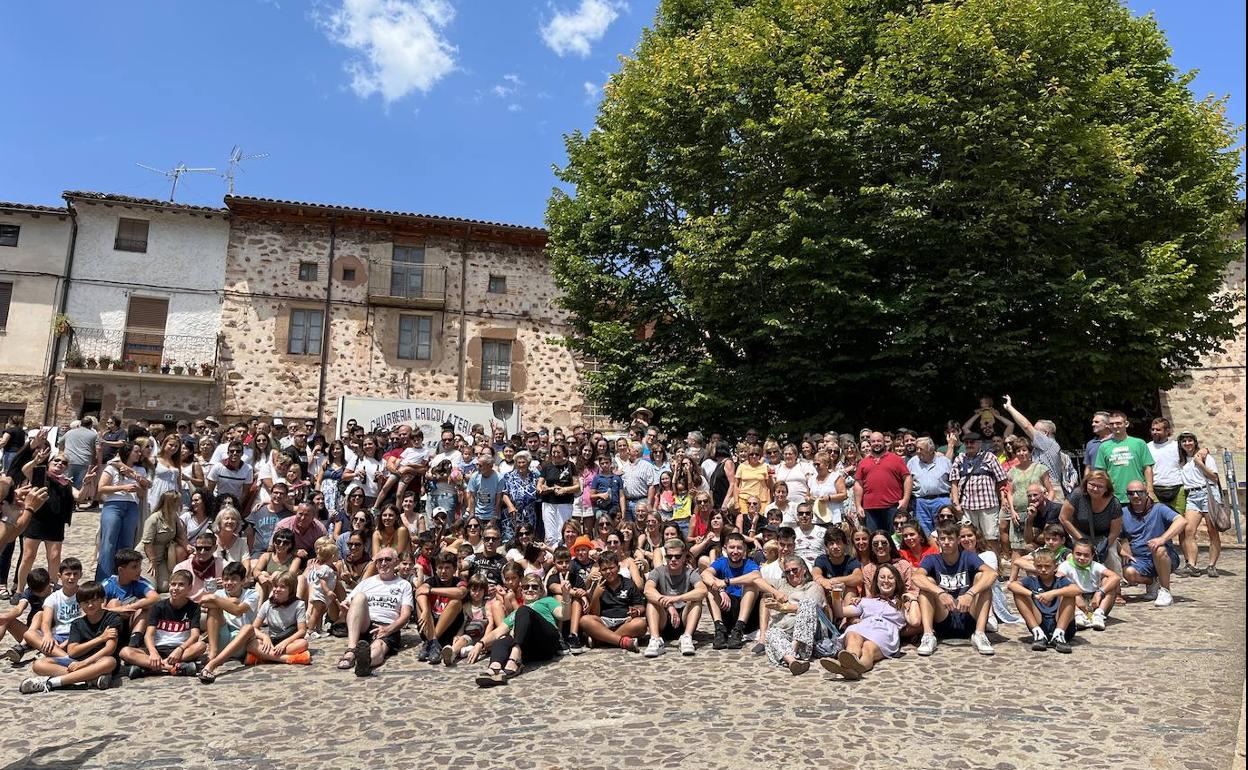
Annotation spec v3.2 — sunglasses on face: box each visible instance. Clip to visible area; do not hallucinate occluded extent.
[666,553,685,561]
[194,546,214,553]
[348,541,364,548]
[483,536,499,542]
[374,557,395,564]
[1127,490,1149,497]
[521,584,541,592]
[783,568,803,577]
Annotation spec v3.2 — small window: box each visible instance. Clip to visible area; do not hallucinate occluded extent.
[0,224,19,247]
[288,309,324,356]
[0,282,12,331]
[342,267,356,282]
[487,275,507,294]
[481,339,512,392]
[298,262,319,282]
[398,315,432,360]
[114,218,149,252]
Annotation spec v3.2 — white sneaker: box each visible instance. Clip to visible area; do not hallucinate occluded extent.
[1091,610,1107,631]
[644,637,665,658]
[18,676,51,695]
[1142,579,1159,601]
[986,615,998,634]
[971,632,995,656]
[1154,587,1173,607]
[678,635,696,656]
[1074,612,1092,630]
[917,633,938,656]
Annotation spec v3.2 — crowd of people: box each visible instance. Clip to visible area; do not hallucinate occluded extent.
[0,394,1232,693]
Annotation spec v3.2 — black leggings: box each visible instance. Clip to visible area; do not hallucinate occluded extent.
[490,606,561,665]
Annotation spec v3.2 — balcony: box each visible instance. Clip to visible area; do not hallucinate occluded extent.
[368,261,447,309]
[60,325,219,383]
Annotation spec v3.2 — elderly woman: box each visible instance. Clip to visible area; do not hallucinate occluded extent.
[213,505,250,570]
[501,450,540,544]
[760,555,826,675]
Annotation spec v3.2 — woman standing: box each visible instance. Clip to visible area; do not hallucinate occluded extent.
[501,450,540,544]
[141,490,187,591]
[178,440,205,507]
[760,555,825,675]
[250,432,276,506]
[1177,432,1222,577]
[351,436,386,508]
[537,444,579,548]
[772,444,813,507]
[316,441,353,520]
[735,445,772,515]
[96,442,152,581]
[572,443,597,528]
[1005,436,1052,560]
[14,448,96,592]
[809,450,848,527]
[147,434,183,518]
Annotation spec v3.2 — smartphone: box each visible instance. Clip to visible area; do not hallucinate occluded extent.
[31,466,47,487]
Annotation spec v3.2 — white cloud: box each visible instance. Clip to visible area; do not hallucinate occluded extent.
[583,80,601,103]
[492,73,523,98]
[508,103,522,112]
[540,0,621,57]
[319,0,457,103]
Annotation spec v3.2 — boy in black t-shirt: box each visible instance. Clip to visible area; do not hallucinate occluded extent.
[1,568,52,664]
[579,552,646,652]
[119,569,205,678]
[19,581,121,693]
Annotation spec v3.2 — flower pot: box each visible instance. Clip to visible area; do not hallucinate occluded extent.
[200,364,214,377]
[161,365,170,374]
[172,366,184,375]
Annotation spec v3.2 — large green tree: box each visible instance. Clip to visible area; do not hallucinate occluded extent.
[547,0,1242,438]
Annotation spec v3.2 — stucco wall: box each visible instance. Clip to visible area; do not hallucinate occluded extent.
[0,208,71,378]
[219,216,584,429]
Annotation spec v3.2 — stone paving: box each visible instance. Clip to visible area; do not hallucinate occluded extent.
[0,512,1243,770]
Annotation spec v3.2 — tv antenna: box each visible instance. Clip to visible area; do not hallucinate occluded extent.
[136,162,218,201]
[223,145,269,195]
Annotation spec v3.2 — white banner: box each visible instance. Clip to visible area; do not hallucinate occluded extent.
[335,396,522,440]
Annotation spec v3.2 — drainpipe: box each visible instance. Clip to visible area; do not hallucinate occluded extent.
[315,221,336,431]
[456,233,469,401]
[43,205,79,424]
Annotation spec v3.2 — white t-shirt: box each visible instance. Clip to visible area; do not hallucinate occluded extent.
[214,587,260,632]
[352,456,386,498]
[207,462,254,501]
[793,525,826,570]
[44,588,81,636]
[1057,557,1107,594]
[346,575,414,626]
[773,461,815,505]
[101,462,145,505]
[399,445,432,468]
[1181,454,1218,490]
[1147,440,1182,487]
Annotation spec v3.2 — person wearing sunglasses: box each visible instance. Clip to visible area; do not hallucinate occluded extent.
[171,531,226,600]
[642,539,706,657]
[466,524,506,591]
[338,547,413,676]
[760,555,823,675]
[1116,480,1186,607]
[476,573,573,687]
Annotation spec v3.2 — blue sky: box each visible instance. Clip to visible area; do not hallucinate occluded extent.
[1,1,1242,228]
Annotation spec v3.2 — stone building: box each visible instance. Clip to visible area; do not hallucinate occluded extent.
[0,201,72,424]
[218,195,585,431]
[50,192,230,424]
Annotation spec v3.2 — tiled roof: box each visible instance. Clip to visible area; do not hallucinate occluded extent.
[0,201,69,215]
[63,191,228,214]
[225,195,546,235]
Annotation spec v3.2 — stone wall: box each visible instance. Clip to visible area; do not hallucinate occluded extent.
[219,215,584,431]
[0,375,48,424]
[51,373,220,426]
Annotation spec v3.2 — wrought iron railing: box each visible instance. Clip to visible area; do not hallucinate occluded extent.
[367,261,447,304]
[62,324,218,375]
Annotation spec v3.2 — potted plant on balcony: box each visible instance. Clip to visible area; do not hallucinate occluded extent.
[97,355,111,371]
[112,357,125,371]
[161,358,172,375]
[65,348,84,369]
[85,356,97,369]
[52,314,72,337]
[200,362,214,377]
[172,363,185,375]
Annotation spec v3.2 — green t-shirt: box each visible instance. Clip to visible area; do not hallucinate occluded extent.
[504,595,560,630]
[1094,436,1153,502]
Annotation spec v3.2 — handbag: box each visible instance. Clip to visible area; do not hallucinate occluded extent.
[1204,483,1233,533]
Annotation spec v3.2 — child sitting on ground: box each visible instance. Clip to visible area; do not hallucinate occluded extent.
[22,558,83,663]
[1009,524,1072,580]
[120,569,205,678]
[199,561,262,683]
[102,549,161,648]
[19,580,122,693]
[300,537,341,637]
[1057,538,1119,632]
[1007,548,1080,654]
[246,571,310,666]
[1,568,52,665]
[443,573,491,666]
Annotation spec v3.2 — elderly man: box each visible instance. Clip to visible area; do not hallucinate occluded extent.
[618,442,657,521]
[274,502,328,560]
[1001,395,1068,499]
[906,437,952,536]
[1117,480,1184,607]
[1023,483,1065,548]
[949,433,1011,559]
[340,547,413,676]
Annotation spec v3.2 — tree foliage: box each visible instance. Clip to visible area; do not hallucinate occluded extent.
[546,0,1243,437]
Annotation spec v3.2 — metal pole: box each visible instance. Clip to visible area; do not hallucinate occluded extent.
[1222,449,1243,544]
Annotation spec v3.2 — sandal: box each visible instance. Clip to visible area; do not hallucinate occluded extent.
[336,649,356,670]
[502,661,522,680]
[198,668,217,684]
[476,667,506,688]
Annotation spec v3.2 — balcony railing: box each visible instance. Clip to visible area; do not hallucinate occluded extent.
[113,237,148,253]
[368,261,447,308]
[61,325,219,377]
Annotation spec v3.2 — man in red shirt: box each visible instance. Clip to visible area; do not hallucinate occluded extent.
[853,431,913,534]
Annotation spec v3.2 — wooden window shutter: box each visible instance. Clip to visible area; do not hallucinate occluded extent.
[0,282,12,330]
[125,296,169,332]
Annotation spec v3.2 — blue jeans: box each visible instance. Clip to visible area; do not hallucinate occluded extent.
[674,519,690,540]
[96,500,140,581]
[67,463,89,489]
[1,449,17,475]
[863,506,899,534]
[913,496,951,536]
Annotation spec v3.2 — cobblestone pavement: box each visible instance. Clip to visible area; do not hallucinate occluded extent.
[0,512,1243,770]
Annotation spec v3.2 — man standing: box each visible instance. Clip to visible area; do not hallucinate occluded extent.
[59,416,100,492]
[341,547,413,676]
[1001,395,1067,499]
[853,431,912,534]
[1117,480,1185,607]
[1083,411,1112,475]
[618,442,657,521]
[1146,418,1184,517]
[907,438,952,536]
[99,416,127,466]
[948,433,1011,558]
[466,450,503,525]
[1094,412,1154,504]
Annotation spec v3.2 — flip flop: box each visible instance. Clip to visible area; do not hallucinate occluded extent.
[838,649,868,675]
[353,640,371,677]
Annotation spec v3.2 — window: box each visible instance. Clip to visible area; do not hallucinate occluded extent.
[398,315,432,360]
[123,296,168,365]
[0,282,11,331]
[342,267,356,282]
[114,218,149,252]
[298,262,318,282]
[487,275,507,294]
[390,245,425,299]
[288,309,324,356]
[480,339,511,392]
[0,224,18,247]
